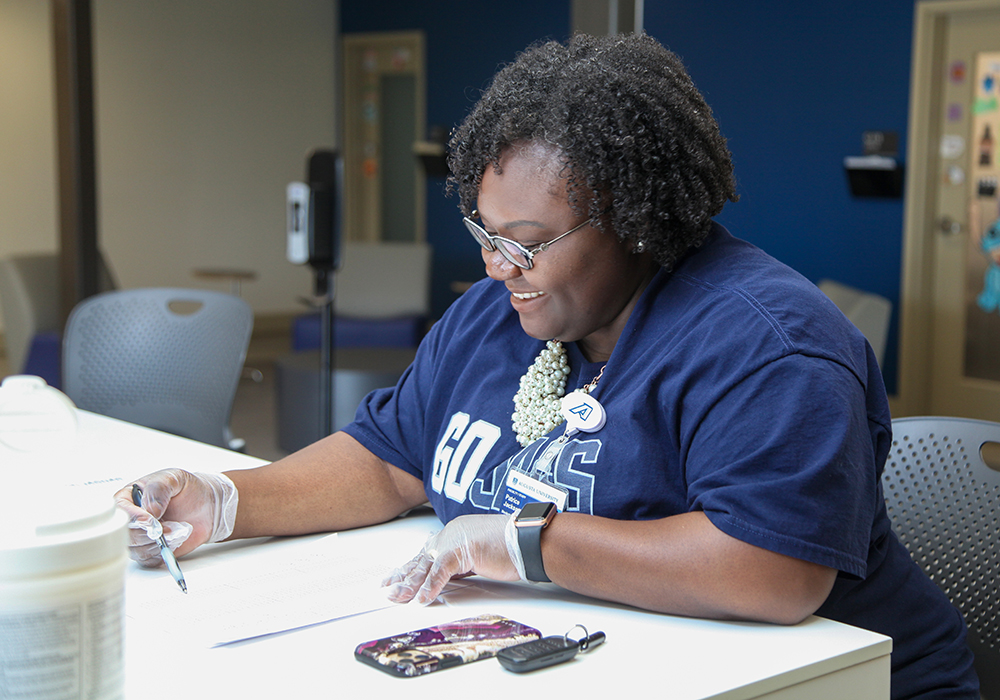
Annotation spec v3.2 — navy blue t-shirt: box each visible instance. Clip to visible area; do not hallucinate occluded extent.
[345,224,977,698]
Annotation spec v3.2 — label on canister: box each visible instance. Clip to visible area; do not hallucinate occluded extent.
[0,586,124,699]
[0,487,127,700]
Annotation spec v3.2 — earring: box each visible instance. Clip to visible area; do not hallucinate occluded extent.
[633,240,646,254]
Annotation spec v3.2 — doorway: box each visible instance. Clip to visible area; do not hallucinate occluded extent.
[342,31,426,243]
[899,0,1000,420]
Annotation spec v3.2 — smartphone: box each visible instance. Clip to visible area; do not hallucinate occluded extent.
[354,614,541,678]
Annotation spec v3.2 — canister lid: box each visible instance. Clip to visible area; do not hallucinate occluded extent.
[0,375,78,452]
[0,485,127,580]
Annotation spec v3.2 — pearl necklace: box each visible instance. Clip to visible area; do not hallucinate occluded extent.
[512,340,571,447]
[511,341,609,447]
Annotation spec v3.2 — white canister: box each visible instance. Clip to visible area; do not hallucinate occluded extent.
[0,487,128,700]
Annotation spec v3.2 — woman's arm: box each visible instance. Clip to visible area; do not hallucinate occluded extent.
[544,511,837,625]
[225,431,428,539]
[115,431,427,564]
[386,510,837,626]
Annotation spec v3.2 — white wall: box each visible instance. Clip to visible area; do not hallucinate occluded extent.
[0,0,338,333]
[0,0,59,267]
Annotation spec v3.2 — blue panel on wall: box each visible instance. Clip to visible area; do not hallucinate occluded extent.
[644,1,915,394]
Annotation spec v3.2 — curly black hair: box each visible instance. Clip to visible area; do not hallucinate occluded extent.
[447,33,738,270]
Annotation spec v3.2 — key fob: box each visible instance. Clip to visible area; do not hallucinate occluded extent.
[496,635,579,673]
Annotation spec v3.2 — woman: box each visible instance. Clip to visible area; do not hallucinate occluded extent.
[117,34,978,698]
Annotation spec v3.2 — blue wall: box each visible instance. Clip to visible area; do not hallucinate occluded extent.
[643,2,914,393]
[343,1,915,393]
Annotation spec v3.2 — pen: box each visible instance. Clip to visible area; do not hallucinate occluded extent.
[131,483,188,594]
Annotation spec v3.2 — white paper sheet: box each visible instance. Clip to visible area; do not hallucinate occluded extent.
[127,534,394,647]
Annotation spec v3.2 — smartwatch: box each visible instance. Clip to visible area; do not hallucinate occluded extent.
[515,501,558,583]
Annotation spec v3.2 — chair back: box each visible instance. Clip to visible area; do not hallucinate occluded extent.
[0,254,61,374]
[884,416,1000,698]
[63,288,252,448]
[817,279,892,367]
[336,241,431,319]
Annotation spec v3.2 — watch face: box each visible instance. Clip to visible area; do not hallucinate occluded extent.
[518,501,557,523]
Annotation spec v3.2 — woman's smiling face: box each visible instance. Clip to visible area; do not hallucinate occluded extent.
[476,141,658,362]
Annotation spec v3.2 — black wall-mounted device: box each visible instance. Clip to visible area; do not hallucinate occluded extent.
[307,149,342,273]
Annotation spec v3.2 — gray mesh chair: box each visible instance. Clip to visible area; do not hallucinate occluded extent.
[63,288,252,449]
[883,416,1000,698]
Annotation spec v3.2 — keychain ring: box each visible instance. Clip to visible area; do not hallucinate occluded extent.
[564,624,590,648]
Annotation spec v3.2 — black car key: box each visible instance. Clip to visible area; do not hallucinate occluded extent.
[497,636,579,672]
[497,629,605,673]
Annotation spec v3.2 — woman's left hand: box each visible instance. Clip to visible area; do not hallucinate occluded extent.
[383,514,522,605]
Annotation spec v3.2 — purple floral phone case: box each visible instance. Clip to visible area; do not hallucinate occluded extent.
[354,614,541,677]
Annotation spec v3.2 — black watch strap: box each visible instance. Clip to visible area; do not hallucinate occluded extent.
[518,522,550,582]
[515,503,556,583]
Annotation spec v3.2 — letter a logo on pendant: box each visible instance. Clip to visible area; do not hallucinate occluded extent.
[560,391,606,434]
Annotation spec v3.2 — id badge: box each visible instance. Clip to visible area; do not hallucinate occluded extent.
[499,468,568,515]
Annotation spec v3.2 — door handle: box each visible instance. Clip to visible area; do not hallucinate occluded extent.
[940,216,962,235]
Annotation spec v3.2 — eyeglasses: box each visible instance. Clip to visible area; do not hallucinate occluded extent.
[463,209,593,270]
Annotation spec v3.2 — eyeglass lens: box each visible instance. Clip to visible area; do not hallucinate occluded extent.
[463,218,531,268]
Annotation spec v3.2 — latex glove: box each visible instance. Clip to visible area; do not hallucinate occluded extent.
[383,513,524,605]
[113,469,238,567]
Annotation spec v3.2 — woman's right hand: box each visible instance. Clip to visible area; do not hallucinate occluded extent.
[113,469,238,567]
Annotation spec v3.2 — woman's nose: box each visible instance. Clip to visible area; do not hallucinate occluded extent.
[483,246,522,281]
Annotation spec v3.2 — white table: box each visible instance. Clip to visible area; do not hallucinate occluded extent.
[64,412,892,699]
